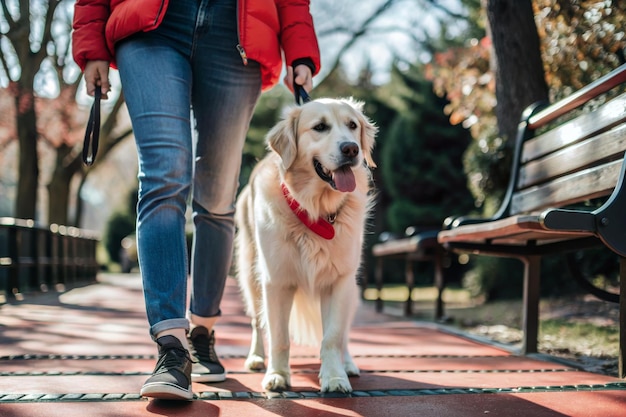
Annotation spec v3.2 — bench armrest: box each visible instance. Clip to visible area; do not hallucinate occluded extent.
[539,209,596,232]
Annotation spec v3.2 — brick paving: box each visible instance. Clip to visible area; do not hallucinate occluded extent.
[0,273,624,416]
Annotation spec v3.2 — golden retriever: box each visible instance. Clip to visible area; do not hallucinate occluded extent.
[234,97,377,393]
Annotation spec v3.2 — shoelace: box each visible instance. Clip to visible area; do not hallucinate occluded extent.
[192,333,220,363]
[156,346,189,373]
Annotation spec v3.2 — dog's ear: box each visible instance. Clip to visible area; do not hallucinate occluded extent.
[267,106,301,169]
[358,111,377,168]
[346,99,377,168]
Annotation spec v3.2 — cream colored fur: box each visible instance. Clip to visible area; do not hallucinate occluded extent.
[235,98,377,393]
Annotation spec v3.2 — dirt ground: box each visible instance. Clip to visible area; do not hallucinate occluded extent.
[372,288,621,377]
[451,294,620,377]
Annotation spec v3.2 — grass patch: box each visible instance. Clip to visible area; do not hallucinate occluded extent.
[539,319,619,357]
[363,284,471,304]
[367,285,620,374]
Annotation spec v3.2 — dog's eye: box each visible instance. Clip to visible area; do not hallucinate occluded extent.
[348,120,358,130]
[313,123,328,132]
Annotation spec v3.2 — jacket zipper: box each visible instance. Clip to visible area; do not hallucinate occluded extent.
[153,0,167,28]
[236,0,248,65]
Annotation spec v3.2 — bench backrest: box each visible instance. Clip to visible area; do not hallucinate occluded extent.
[495,64,626,218]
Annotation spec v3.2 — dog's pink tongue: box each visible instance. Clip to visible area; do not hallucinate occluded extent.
[333,166,356,192]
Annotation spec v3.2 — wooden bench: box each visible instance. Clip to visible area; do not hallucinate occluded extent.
[437,63,626,378]
[371,228,446,319]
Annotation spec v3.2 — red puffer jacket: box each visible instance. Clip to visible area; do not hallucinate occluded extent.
[72,0,320,90]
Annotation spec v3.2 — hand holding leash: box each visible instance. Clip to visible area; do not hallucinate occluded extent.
[294,83,312,105]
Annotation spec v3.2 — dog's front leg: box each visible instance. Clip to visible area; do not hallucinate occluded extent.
[262,283,295,391]
[319,276,359,393]
[343,345,360,378]
[245,316,266,371]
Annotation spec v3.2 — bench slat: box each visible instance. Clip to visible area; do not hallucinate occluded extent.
[438,214,595,245]
[372,231,438,257]
[519,123,626,189]
[522,92,626,162]
[511,159,622,214]
[527,66,626,129]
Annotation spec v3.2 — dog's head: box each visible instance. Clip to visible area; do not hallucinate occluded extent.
[267,98,377,193]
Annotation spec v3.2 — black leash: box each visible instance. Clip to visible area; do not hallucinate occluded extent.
[82,86,101,166]
[79,82,305,166]
[294,82,311,105]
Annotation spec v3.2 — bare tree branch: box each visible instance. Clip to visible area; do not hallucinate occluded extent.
[101,91,126,137]
[0,41,11,82]
[320,0,402,77]
[4,2,30,74]
[0,0,16,31]
[422,0,468,20]
[317,0,398,38]
[109,128,134,148]
[77,127,133,175]
[49,4,74,86]
[56,4,74,69]
[19,0,28,26]
[70,92,132,173]
[36,1,63,62]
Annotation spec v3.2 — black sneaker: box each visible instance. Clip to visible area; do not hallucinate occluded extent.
[187,326,226,382]
[140,335,193,400]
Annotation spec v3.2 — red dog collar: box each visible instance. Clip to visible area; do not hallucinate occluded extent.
[281,183,335,240]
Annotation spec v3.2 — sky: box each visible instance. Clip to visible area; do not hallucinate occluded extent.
[311,0,467,85]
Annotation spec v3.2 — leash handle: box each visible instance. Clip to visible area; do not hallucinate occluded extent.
[294,82,311,105]
[82,86,101,166]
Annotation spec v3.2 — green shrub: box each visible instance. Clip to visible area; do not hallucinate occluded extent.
[104,211,136,264]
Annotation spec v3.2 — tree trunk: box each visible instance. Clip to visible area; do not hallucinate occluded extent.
[14,84,38,220]
[486,0,548,143]
[47,170,71,226]
[46,90,131,227]
[7,0,63,223]
[47,143,84,226]
[73,175,88,227]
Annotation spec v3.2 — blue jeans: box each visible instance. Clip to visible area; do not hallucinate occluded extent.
[116,0,262,337]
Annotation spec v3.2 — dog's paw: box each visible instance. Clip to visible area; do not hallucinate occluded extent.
[262,371,290,392]
[344,361,360,377]
[320,375,353,393]
[245,354,266,371]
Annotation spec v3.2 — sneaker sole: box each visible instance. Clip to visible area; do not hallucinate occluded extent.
[140,383,193,400]
[191,372,227,383]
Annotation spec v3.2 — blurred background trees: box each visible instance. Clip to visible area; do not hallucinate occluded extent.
[378,64,474,234]
[426,0,625,299]
[0,0,132,226]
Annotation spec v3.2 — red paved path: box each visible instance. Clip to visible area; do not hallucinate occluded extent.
[0,273,624,416]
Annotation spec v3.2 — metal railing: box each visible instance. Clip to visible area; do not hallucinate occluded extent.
[0,218,100,301]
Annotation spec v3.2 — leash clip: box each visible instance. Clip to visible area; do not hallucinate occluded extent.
[82,86,101,166]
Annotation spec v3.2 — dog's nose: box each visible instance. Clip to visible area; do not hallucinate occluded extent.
[340,142,359,159]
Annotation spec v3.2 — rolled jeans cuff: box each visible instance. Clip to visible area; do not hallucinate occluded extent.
[150,318,190,340]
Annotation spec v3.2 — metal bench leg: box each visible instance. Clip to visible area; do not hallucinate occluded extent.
[617,256,626,379]
[404,258,414,316]
[8,227,18,298]
[434,247,445,321]
[375,257,384,313]
[522,255,541,354]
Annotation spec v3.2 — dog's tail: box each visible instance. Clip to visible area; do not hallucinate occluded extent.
[289,289,323,346]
